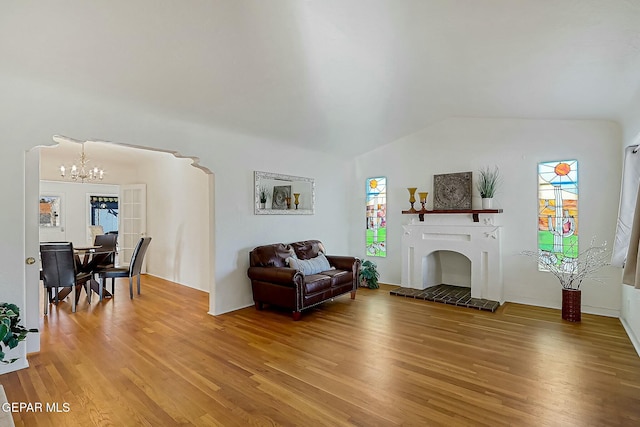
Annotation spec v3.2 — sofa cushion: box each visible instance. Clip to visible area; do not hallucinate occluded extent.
[304,274,332,294]
[287,252,331,276]
[319,269,352,287]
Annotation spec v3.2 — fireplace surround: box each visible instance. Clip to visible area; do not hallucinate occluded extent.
[401,214,504,302]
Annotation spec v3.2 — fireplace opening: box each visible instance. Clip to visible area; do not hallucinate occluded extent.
[422,250,471,288]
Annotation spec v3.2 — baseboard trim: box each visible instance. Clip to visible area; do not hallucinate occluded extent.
[504,295,620,318]
[147,273,209,293]
[620,317,640,357]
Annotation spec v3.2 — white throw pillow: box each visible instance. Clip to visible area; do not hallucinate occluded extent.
[287,252,331,275]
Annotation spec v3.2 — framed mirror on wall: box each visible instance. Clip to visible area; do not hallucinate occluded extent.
[255,171,315,215]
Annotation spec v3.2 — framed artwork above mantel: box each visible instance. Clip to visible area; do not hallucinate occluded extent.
[433,171,472,210]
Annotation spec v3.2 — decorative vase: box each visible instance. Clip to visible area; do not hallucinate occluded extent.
[407,187,417,212]
[260,201,266,209]
[293,193,300,209]
[481,197,493,209]
[562,288,581,322]
[418,192,428,210]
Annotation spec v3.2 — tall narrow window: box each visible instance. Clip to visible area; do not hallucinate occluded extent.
[366,177,386,257]
[538,160,578,269]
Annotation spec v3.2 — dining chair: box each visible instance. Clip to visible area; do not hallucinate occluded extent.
[82,233,118,274]
[40,242,92,314]
[97,237,152,300]
[95,233,118,264]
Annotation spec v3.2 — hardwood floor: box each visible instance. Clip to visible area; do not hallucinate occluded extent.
[2,278,640,426]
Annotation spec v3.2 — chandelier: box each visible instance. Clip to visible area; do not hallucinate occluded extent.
[59,142,104,182]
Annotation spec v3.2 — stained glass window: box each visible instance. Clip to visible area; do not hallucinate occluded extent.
[538,160,578,270]
[366,177,386,257]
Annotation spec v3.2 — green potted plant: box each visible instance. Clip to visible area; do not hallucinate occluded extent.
[1,303,37,364]
[259,186,270,209]
[476,165,500,209]
[359,260,380,289]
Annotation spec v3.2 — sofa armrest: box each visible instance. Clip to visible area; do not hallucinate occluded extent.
[247,266,303,287]
[325,255,359,272]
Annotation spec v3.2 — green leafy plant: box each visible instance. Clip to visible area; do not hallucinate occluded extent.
[0,303,37,364]
[259,186,270,203]
[476,166,500,198]
[359,260,380,289]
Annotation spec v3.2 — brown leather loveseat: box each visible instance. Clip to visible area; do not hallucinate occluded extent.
[247,240,361,320]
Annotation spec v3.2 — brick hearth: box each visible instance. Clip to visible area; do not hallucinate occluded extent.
[389,284,500,312]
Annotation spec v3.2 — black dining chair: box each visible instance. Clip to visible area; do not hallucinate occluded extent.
[83,233,118,274]
[97,237,152,300]
[40,242,92,314]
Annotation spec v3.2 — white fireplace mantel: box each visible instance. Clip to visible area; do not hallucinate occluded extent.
[401,217,504,302]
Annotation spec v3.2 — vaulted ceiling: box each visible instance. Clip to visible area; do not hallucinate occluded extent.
[3,1,640,156]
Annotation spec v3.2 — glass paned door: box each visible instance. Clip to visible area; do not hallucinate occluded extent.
[119,184,146,266]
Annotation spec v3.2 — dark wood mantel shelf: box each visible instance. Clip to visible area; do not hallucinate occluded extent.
[401,208,504,223]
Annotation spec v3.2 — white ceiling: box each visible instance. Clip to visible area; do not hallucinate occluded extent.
[3,1,640,156]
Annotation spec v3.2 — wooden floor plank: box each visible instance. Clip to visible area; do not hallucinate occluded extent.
[2,279,640,426]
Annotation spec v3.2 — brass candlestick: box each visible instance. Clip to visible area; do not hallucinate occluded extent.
[285,197,291,209]
[293,193,300,209]
[407,187,417,212]
[418,192,428,210]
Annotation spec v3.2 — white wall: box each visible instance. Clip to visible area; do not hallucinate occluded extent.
[139,153,211,292]
[351,117,623,316]
[39,181,119,245]
[208,136,352,314]
[621,284,640,354]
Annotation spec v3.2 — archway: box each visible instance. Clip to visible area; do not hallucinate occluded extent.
[26,136,216,352]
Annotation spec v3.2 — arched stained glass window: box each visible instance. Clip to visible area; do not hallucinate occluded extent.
[538,160,578,270]
[366,177,386,257]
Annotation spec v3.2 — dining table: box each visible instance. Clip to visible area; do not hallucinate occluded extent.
[74,245,116,299]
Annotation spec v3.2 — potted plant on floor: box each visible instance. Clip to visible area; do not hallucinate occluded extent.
[359,260,380,289]
[476,165,500,209]
[1,303,37,364]
[522,238,609,322]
